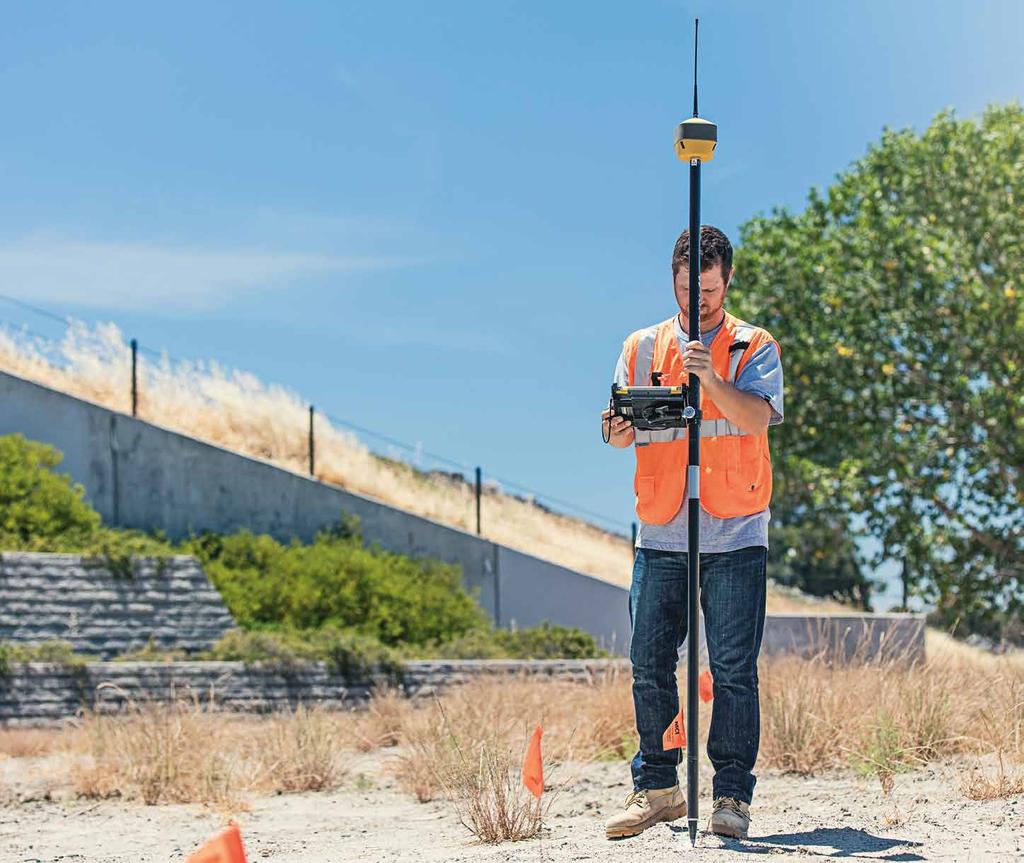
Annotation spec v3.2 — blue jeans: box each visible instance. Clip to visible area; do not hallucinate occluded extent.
[628,545,767,803]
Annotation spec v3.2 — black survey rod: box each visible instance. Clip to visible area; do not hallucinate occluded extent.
[681,16,712,848]
[685,155,702,848]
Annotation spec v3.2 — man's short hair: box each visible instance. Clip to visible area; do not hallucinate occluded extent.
[672,225,733,280]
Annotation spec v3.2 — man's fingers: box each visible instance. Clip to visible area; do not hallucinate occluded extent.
[602,408,632,440]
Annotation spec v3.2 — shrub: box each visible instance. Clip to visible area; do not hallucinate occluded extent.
[188,526,488,647]
[0,434,174,562]
[0,639,96,668]
[0,434,100,549]
[206,626,404,681]
[434,621,608,660]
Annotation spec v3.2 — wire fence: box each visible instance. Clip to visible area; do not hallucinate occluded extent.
[0,294,633,539]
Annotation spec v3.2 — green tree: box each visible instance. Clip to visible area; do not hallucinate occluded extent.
[733,105,1023,635]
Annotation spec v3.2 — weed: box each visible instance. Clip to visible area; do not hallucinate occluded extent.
[258,705,346,793]
[959,752,1024,800]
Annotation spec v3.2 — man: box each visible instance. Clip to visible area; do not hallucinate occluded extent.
[601,225,783,841]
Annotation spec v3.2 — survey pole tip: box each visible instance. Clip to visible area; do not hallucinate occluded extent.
[688,818,698,846]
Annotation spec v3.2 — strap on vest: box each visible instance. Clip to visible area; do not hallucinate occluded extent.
[632,325,660,386]
[726,325,756,383]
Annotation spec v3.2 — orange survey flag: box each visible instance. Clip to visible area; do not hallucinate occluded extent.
[662,709,686,751]
[699,670,714,703]
[185,823,247,863]
[522,725,544,799]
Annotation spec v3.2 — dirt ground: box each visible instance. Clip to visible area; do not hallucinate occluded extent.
[1,750,1021,863]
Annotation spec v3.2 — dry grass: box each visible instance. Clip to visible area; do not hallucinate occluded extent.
[71,695,248,807]
[430,721,547,844]
[0,728,64,758]
[352,685,408,752]
[69,693,354,807]
[2,647,1023,841]
[760,652,1024,781]
[959,752,1024,800]
[380,650,1016,837]
[258,706,348,793]
[392,689,557,842]
[0,320,846,607]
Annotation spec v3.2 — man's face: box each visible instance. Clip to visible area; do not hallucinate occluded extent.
[673,263,732,330]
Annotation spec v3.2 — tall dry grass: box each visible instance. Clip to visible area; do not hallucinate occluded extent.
[389,653,1024,804]
[398,696,549,843]
[391,669,636,807]
[68,693,353,808]
[5,647,1023,841]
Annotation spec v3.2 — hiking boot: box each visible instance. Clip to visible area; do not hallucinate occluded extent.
[604,786,687,839]
[709,796,750,839]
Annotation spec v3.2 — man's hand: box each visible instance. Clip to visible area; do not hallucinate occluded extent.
[602,408,634,448]
[682,340,773,436]
[680,340,722,386]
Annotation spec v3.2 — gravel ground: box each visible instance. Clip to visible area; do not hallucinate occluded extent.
[1,753,1021,862]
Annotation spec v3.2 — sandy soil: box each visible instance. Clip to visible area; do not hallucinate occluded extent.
[1,750,1021,863]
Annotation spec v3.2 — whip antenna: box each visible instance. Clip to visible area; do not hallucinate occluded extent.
[693,18,699,117]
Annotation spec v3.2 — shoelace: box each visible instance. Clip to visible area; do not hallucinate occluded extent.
[624,790,650,809]
[713,797,746,816]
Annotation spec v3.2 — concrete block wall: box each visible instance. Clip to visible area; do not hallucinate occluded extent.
[0,659,630,726]
[0,552,234,659]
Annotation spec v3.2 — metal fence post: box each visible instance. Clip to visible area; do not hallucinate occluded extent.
[475,466,482,534]
[308,406,315,477]
[130,339,138,417]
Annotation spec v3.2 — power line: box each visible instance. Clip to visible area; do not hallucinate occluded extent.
[322,409,627,531]
[0,293,71,327]
[320,409,473,475]
[0,316,65,346]
[486,472,628,533]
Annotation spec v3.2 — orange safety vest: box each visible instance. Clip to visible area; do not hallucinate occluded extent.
[623,310,779,523]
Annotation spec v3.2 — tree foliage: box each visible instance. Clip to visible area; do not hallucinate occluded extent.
[733,105,1023,634]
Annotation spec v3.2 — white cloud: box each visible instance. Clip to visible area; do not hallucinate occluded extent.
[0,238,399,310]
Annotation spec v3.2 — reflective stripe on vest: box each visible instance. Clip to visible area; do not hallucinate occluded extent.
[727,325,756,383]
[634,418,749,446]
[629,325,659,386]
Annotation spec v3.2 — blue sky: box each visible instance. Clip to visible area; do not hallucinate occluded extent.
[1,1,1022,607]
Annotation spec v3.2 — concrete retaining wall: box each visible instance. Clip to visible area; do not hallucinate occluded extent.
[0,370,631,651]
[0,659,630,726]
[760,613,926,663]
[0,552,234,660]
